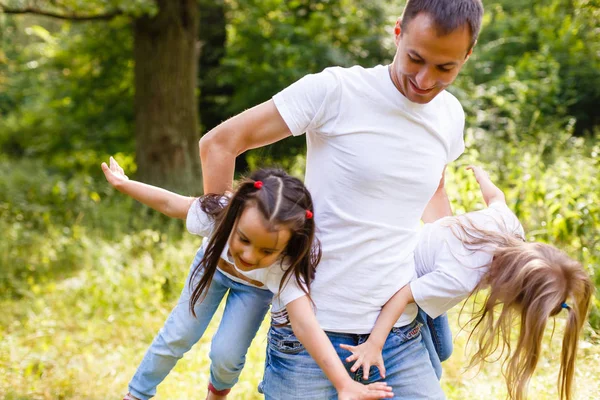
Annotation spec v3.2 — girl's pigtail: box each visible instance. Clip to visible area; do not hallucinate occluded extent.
[559,276,593,400]
[559,304,578,400]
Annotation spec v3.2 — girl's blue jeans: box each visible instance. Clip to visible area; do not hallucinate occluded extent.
[416,308,453,379]
[258,319,446,399]
[128,247,273,400]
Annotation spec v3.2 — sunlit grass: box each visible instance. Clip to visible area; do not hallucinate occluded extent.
[1,235,598,399]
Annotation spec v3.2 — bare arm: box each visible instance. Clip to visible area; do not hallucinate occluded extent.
[287,296,393,399]
[199,100,292,193]
[339,285,414,379]
[101,157,194,219]
[466,165,506,206]
[421,166,453,223]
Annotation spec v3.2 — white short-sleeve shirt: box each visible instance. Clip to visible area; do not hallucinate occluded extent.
[411,201,525,318]
[273,65,465,333]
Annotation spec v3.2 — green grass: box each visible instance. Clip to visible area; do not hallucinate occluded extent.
[1,234,599,400]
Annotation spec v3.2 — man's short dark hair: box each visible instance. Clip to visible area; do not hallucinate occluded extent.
[401,0,484,49]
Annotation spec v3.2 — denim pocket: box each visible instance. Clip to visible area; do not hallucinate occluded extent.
[268,326,305,355]
[390,320,422,344]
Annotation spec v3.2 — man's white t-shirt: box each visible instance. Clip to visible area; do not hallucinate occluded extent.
[273,65,465,333]
[411,201,525,319]
[186,198,305,319]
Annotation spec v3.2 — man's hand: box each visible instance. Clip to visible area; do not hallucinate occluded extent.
[340,341,386,380]
[338,380,393,400]
[101,156,129,189]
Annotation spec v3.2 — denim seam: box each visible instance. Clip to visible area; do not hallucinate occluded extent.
[427,316,442,354]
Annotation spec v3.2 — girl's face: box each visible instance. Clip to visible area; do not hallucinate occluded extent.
[229,204,292,271]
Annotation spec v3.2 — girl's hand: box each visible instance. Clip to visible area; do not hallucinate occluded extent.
[466,165,489,183]
[338,381,393,400]
[340,341,386,380]
[101,156,129,188]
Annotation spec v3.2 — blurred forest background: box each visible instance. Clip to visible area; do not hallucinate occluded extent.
[0,0,599,398]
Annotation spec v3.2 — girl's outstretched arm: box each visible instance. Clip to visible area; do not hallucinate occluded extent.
[101,156,195,220]
[339,285,414,380]
[466,165,506,206]
[286,296,394,400]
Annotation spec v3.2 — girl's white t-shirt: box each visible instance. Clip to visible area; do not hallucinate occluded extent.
[185,198,306,316]
[411,201,525,318]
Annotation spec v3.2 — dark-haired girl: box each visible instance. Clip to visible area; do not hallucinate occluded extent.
[101,157,392,400]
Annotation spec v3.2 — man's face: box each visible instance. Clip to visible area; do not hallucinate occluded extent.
[390,13,473,104]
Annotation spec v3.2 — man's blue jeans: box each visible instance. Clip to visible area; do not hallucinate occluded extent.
[259,319,445,399]
[128,247,273,399]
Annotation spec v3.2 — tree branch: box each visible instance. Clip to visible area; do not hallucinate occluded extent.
[0,4,124,21]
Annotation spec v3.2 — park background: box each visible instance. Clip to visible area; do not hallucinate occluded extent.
[0,0,599,398]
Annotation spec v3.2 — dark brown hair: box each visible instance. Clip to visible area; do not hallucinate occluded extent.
[448,216,593,400]
[188,168,321,321]
[401,0,484,49]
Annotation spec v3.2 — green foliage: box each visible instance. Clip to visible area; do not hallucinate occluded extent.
[0,16,135,172]
[222,0,390,112]
[0,156,185,299]
[0,0,157,17]
[462,0,600,134]
[218,0,392,163]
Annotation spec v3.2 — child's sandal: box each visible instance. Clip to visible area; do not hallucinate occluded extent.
[123,393,141,400]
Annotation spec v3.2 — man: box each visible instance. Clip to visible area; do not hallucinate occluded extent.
[199,1,483,398]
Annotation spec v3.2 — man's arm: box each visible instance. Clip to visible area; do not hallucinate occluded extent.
[199,100,292,194]
[421,166,452,223]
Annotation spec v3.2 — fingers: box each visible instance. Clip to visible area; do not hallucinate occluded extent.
[110,156,125,175]
[345,353,358,363]
[366,382,392,391]
[362,363,370,380]
[101,161,113,178]
[366,382,394,399]
[466,165,481,175]
[339,344,358,363]
[377,360,386,379]
[351,359,362,373]
[466,165,486,175]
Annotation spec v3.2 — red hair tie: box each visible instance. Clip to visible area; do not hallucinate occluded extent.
[305,210,313,219]
[254,181,263,189]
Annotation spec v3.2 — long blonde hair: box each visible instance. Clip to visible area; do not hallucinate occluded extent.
[448,214,593,400]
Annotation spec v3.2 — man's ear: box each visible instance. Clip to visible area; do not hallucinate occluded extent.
[394,17,403,46]
[465,39,477,60]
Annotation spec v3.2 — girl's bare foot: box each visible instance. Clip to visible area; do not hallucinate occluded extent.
[123,394,141,400]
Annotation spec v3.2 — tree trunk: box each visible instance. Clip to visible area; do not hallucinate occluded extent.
[198,0,228,133]
[133,0,202,194]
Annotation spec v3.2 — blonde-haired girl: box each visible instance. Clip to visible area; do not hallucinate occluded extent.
[341,165,593,400]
